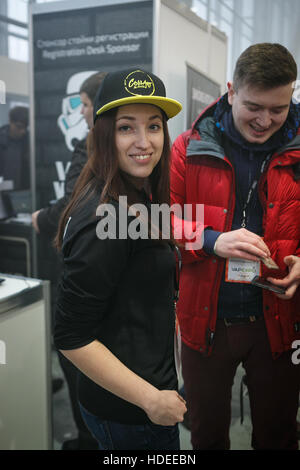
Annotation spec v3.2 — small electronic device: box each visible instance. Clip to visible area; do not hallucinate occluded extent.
[260,256,279,269]
[251,276,286,295]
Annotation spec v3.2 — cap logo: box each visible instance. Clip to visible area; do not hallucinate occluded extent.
[124,70,155,97]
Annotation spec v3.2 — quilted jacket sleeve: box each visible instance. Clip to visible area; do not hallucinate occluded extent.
[170,132,212,264]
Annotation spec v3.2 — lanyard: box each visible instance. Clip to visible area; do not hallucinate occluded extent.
[173,244,182,303]
[222,137,272,228]
[237,153,272,228]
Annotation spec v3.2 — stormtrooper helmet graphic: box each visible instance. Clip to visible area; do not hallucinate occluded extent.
[57,71,97,151]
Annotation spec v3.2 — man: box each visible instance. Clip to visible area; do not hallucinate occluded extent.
[0,106,30,190]
[32,72,106,450]
[171,43,300,450]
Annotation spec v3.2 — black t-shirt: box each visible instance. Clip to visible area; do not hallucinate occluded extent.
[54,185,178,424]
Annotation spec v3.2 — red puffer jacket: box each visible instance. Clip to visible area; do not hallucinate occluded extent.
[170,101,300,358]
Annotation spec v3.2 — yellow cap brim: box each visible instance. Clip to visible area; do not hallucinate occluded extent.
[96,95,182,119]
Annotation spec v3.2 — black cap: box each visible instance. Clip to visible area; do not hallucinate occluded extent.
[93,68,182,123]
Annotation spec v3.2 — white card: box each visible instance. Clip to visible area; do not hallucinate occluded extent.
[225,258,261,284]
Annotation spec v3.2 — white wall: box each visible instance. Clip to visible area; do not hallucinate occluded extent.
[0,56,29,125]
[0,55,29,96]
[157,0,227,142]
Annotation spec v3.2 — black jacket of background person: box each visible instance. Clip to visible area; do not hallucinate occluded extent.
[0,124,30,190]
[37,138,87,238]
[54,184,178,424]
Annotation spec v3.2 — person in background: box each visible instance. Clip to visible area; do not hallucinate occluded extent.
[32,72,106,238]
[170,43,300,450]
[54,68,187,450]
[32,72,106,451]
[0,106,30,190]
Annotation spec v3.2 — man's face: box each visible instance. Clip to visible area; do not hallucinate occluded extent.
[227,82,293,144]
[9,121,27,140]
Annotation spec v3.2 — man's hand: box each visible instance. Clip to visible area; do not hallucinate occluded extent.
[145,389,187,426]
[31,210,41,234]
[267,255,300,300]
[214,228,271,261]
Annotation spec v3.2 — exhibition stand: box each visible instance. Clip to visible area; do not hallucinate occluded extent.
[0,274,52,450]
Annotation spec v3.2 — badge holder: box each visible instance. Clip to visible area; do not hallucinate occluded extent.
[225,258,261,284]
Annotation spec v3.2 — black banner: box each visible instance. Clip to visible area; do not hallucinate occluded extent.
[32,0,153,209]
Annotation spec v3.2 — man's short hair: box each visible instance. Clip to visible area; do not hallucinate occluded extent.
[9,106,29,127]
[79,72,107,103]
[233,43,298,91]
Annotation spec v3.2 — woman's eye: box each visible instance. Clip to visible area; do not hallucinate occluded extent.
[118,125,131,132]
[150,123,161,131]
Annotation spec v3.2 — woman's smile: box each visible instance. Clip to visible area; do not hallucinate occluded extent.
[130,153,152,163]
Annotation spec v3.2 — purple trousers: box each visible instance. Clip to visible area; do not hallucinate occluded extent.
[182,318,300,450]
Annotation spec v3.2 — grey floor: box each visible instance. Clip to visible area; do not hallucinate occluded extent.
[51,351,300,451]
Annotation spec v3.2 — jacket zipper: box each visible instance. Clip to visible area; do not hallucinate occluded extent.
[205,157,236,354]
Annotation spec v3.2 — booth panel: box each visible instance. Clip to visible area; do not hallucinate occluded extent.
[0,280,52,450]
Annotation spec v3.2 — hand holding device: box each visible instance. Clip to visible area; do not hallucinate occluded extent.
[267,255,300,300]
[214,228,270,261]
[251,276,286,295]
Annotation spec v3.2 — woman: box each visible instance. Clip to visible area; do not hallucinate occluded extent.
[32,71,107,450]
[54,68,186,451]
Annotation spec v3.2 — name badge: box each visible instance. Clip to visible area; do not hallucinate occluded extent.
[225,258,261,284]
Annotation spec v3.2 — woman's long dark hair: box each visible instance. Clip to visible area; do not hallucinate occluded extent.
[55,106,172,250]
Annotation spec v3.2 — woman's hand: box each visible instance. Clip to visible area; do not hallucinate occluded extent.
[145,389,187,426]
[61,341,187,426]
[214,228,270,261]
[31,210,41,233]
